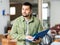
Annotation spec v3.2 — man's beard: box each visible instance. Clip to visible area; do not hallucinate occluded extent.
[22,14,30,17]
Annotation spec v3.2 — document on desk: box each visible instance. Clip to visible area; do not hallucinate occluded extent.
[26,29,49,42]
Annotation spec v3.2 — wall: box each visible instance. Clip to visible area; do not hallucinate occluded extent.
[0,0,10,34]
[50,0,60,27]
[10,0,38,4]
[10,3,22,21]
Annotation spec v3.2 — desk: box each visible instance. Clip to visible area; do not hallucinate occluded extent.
[2,38,16,45]
[51,42,60,45]
[51,38,60,45]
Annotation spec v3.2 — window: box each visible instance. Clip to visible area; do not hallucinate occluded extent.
[42,3,49,29]
[10,7,16,15]
[42,3,48,20]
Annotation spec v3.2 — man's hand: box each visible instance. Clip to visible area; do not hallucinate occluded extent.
[32,38,41,44]
[26,35,34,41]
[26,36,41,44]
[26,35,33,39]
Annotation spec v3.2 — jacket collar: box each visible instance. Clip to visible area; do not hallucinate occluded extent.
[21,16,34,23]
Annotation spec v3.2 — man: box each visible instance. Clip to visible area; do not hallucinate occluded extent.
[10,2,43,45]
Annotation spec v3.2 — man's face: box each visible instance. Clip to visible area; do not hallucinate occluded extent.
[22,5,32,17]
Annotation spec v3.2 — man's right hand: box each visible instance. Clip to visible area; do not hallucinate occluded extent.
[26,35,33,39]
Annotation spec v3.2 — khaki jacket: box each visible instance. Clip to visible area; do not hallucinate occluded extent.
[10,16,43,45]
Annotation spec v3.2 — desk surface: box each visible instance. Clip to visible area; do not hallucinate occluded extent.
[51,42,60,45]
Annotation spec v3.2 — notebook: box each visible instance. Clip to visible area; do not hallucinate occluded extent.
[26,29,49,42]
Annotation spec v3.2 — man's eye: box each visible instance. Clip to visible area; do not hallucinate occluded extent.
[26,9,29,10]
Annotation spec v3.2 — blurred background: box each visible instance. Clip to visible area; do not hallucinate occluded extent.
[0,0,60,45]
[0,0,60,34]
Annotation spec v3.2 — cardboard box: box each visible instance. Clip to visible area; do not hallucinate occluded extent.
[0,34,5,42]
[2,38,16,45]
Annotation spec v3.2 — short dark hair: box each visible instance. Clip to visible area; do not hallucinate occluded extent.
[22,2,32,9]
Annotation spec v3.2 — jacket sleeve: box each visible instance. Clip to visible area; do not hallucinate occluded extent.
[38,21,43,33]
[10,20,26,41]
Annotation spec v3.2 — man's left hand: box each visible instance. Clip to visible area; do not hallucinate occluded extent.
[32,38,42,44]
